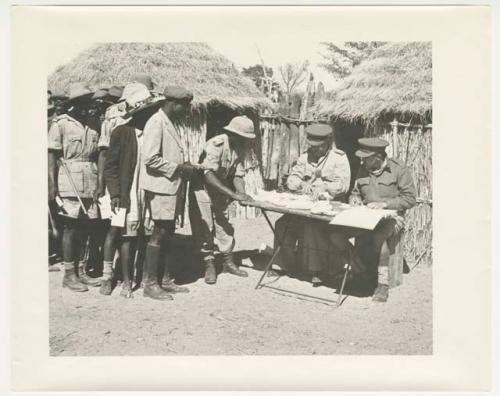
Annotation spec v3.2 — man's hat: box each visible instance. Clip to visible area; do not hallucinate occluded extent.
[131,73,155,90]
[91,88,110,101]
[163,86,194,102]
[65,83,94,105]
[306,123,333,146]
[223,116,256,139]
[107,85,124,99]
[355,137,389,158]
[122,83,165,119]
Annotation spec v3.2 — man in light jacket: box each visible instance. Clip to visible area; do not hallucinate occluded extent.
[140,86,201,300]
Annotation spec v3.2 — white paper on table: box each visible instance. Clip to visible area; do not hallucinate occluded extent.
[329,206,396,230]
[110,208,127,228]
[98,195,112,220]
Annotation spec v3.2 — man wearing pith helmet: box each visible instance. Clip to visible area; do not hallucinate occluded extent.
[190,116,256,285]
[338,137,416,302]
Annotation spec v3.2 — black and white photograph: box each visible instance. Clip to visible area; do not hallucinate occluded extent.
[46,39,433,356]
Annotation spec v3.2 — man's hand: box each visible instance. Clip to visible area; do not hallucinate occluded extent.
[367,201,388,209]
[93,184,105,204]
[176,162,202,180]
[233,193,254,203]
[311,184,328,201]
[110,197,120,214]
[301,181,313,195]
[48,184,58,202]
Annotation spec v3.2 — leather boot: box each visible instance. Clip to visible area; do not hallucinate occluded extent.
[162,276,189,293]
[99,279,113,295]
[143,244,173,301]
[204,257,217,285]
[372,284,389,302]
[120,280,134,299]
[222,253,248,277]
[62,264,88,292]
[78,264,102,287]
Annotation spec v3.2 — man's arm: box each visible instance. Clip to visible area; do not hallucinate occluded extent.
[48,150,60,201]
[142,118,178,178]
[204,171,239,200]
[323,154,351,197]
[287,156,306,192]
[385,166,417,211]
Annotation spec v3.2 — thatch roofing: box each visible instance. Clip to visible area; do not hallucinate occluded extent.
[48,42,272,110]
[315,42,432,122]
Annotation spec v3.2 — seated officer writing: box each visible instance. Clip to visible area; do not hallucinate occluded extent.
[349,137,416,302]
[273,123,352,284]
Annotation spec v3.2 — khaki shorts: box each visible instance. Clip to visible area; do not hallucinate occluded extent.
[145,191,177,221]
[123,215,154,237]
[58,197,100,220]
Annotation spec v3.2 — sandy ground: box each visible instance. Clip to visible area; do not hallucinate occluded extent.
[49,214,432,356]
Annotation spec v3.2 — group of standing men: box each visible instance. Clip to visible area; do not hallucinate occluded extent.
[48,74,255,301]
[48,72,416,304]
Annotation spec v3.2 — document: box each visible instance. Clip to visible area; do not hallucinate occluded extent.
[329,206,397,230]
[111,208,127,228]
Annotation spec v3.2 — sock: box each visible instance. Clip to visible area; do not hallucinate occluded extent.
[63,261,74,274]
[102,260,114,280]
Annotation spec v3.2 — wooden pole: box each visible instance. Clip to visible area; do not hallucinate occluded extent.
[390,118,399,157]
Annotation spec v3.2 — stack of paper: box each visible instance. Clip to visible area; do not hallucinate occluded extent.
[329,207,397,230]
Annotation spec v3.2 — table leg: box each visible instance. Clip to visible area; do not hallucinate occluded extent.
[337,264,351,307]
[255,210,288,290]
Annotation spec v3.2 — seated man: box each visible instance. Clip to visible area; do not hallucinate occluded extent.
[273,123,353,284]
[330,137,416,302]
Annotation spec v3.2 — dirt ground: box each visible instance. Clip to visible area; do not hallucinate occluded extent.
[49,214,432,356]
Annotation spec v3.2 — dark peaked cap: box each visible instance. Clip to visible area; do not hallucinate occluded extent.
[163,86,194,101]
[305,123,333,146]
[355,137,389,158]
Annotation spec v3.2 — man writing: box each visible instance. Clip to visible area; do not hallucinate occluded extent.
[273,123,353,284]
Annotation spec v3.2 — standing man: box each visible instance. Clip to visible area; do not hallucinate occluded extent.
[101,83,166,298]
[140,86,200,300]
[190,116,255,285]
[273,124,355,284]
[48,83,102,292]
[347,138,416,302]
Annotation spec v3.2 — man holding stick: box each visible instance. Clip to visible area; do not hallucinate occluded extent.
[48,83,102,292]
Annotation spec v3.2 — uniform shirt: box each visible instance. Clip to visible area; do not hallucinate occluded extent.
[287,147,351,199]
[48,114,99,198]
[200,134,246,181]
[350,157,416,213]
[98,102,127,149]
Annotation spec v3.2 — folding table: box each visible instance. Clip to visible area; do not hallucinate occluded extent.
[241,200,353,307]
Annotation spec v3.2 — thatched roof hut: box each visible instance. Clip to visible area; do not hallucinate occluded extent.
[314,42,432,123]
[48,42,271,111]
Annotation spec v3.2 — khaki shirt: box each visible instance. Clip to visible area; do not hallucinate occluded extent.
[48,114,99,198]
[200,134,246,181]
[98,102,127,149]
[287,148,351,199]
[350,158,416,213]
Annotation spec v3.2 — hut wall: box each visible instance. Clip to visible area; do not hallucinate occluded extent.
[366,118,433,267]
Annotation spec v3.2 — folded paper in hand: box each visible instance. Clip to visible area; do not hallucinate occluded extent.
[111,208,127,228]
[329,207,396,230]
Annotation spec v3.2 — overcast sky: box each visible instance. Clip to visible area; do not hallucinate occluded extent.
[48,40,340,90]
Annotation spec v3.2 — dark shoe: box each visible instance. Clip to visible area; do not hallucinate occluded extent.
[311,274,323,286]
[99,279,113,295]
[62,273,88,292]
[78,268,102,287]
[162,278,189,293]
[204,258,217,285]
[120,281,134,299]
[143,283,173,300]
[222,253,248,277]
[372,284,389,303]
